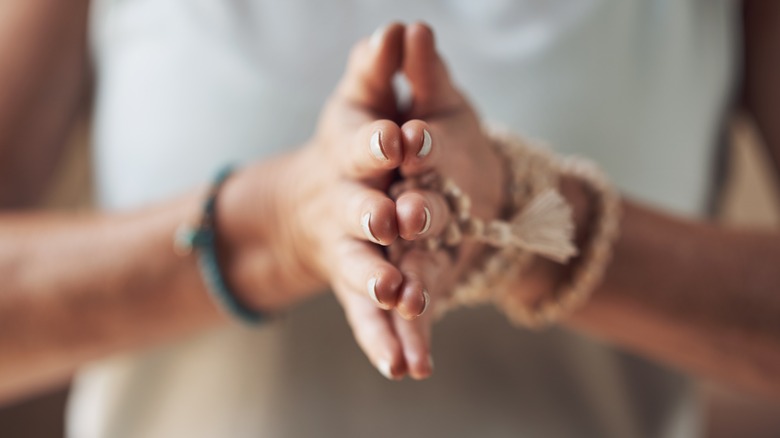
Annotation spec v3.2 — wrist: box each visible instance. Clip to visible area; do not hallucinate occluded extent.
[214,158,324,314]
[173,166,266,324]
[441,127,621,327]
[511,159,621,327]
[523,176,597,307]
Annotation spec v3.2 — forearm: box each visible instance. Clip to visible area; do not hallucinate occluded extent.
[565,200,780,396]
[0,150,339,404]
[0,193,222,403]
[562,0,780,396]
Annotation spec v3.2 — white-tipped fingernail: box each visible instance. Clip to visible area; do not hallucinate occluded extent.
[378,359,394,380]
[361,212,380,243]
[418,129,432,158]
[367,277,380,304]
[370,25,387,49]
[419,207,432,235]
[420,289,430,316]
[368,277,390,309]
[370,130,388,161]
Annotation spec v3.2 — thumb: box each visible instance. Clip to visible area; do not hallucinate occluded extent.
[336,22,405,116]
[403,22,463,117]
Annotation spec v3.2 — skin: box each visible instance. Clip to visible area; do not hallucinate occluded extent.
[0,23,438,403]
[0,1,779,408]
[388,21,780,399]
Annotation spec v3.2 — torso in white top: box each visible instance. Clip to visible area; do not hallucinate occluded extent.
[69,1,738,437]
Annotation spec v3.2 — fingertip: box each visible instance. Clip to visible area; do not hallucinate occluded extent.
[370,21,405,51]
[396,275,429,320]
[337,288,408,381]
[397,189,452,242]
[407,21,436,50]
[369,25,389,50]
[340,22,405,114]
[366,22,405,92]
[366,324,407,381]
[400,120,434,173]
[408,352,434,380]
[360,194,397,245]
[396,191,428,241]
[368,265,404,309]
[365,120,403,169]
[377,354,408,381]
[376,330,409,380]
[403,22,459,117]
[404,22,437,79]
[392,310,434,380]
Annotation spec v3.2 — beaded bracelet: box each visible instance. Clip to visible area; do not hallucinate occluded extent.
[173,166,265,325]
[401,125,621,328]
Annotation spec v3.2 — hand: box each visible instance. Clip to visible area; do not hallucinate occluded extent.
[390,23,591,339]
[320,24,511,380]
[214,24,438,378]
[370,23,510,378]
[214,23,406,304]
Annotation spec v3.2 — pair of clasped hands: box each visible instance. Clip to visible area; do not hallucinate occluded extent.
[217,23,506,380]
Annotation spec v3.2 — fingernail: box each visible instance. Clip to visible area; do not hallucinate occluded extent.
[378,359,394,380]
[370,130,388,161]
[419,207,432,235]
[368,277,391,309]
[420,289,431,316]
[370,25,387,49]
[417,129,432,158]
[361,212,380,243]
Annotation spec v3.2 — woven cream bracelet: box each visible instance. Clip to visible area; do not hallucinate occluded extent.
[401,125,622,328]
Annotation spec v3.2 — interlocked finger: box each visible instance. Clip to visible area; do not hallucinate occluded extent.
[395,188,451,241]
[392,247,451,379]
[338,181,398,246]
[330,238,403,310]
[335,290,406,380]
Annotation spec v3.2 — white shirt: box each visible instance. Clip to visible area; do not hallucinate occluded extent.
[69,1,738,437]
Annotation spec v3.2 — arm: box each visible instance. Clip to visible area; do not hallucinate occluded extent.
[566,199,780,397]
[569,0,780,398]
[566,0,779,397]
[0,24,444,402]
[0,0,215,402]
[0,156,334,404]
[393,22,780,397]
[0,0,91,208]
[0,192,224,403]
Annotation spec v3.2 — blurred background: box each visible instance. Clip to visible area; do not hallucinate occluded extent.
[0,113,777,436]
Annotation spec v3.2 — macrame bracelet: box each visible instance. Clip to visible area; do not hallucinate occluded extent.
[173,166,265,325]
[489,127,621,327]
[402,125,621,328]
